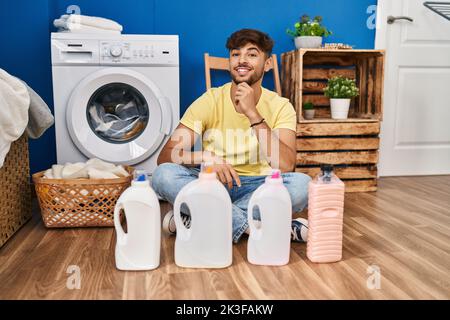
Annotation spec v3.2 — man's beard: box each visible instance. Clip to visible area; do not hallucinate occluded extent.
[231,68,264,86]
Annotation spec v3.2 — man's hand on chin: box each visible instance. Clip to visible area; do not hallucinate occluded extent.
[235,83,262,122]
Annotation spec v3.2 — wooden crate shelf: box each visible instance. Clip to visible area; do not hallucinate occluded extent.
[282,48,385,122]
[282,49,385,192]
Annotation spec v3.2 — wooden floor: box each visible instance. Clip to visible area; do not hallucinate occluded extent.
[0,176,449,300]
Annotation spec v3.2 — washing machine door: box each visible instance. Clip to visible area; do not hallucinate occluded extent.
[66,67,172,165]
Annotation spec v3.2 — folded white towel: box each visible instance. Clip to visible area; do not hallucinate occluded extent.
[61,14,123,32]
[53,14,123,34]
[54,19,121,34]
[0,69,30,169]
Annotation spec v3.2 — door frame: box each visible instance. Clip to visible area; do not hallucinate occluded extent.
[374,0,392,50]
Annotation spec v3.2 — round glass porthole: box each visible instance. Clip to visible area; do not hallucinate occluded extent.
[86,82,149,143]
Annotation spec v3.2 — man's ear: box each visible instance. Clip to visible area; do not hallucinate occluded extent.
[264,55,273,72]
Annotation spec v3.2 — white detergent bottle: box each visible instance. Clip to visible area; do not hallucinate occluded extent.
[247,170,292,266]
[174,164,232,268]
[114,170,161,271]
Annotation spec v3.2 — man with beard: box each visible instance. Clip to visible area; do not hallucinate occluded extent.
[152,29,310,243]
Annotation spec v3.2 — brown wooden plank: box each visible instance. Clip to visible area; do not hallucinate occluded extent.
[303,55,356,66]
[297,137,380,151]
[309,107,331,119]
[300,48,385,54]
[297,121,380,136]
[281,53,287,98]
[296,151,379,165]
[367,57,375,117]
[303,68,355,80]
[296,166,378,179]
[208,55,230,70]
[302,94,329,106]
[204,53,212,91]
[357,58,368,116]
[299,118,379,123]
[271,53,282,96]
[302,81,327,93]
[374,54,384,120]
[344,179,378,192]
[296,50,304,122]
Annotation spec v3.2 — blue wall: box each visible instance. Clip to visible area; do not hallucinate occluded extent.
[0,0,377,174]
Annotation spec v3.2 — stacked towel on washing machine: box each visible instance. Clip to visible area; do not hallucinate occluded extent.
[53,14,123,34]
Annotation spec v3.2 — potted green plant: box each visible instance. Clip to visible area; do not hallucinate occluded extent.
[323,76,359,119]
[286,15,332,49]
[303,102,315,120]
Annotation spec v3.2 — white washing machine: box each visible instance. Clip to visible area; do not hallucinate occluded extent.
[51,33,179,175]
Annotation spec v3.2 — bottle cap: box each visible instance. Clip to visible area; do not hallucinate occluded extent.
[271,169,281,179]
[320,164,333,182]
[321,164,334,174]
[199,162,216,180]
[133,169,148,182]
[200,162,214,173]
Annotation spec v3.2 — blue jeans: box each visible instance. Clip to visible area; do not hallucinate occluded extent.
[152,163,311,243]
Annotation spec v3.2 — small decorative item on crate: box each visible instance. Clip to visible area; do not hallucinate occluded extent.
[32,166,134,228]
[303,102,315,120]
[324,76,359,120]
[323,43,353,50]
[286,15,332,49]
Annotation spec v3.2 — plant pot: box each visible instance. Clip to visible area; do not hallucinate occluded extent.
[330,99,351,119]
[304,109,315,120]
[294,36,323,49]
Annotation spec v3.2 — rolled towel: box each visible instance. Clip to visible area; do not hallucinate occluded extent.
[86,158,117,170]
[88,167,119,179]
[110,165,129,177]
[58,14,123,32]
[61,162,86,179]
[44,168,54,179]
[52,164,64,179]
[54,19,121,34]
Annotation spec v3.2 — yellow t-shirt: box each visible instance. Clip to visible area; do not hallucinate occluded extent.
[180,82,296,176]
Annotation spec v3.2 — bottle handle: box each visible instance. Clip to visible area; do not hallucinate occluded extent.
[247,198,262,240]
[173,191,190,241]
[114,202,127,245]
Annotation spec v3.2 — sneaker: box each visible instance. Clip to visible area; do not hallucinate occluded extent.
[291,218,308,242]
[162,210,191,235]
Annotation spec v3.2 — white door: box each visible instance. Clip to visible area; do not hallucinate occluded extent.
[66,68,173,165]
[376,0,450,176]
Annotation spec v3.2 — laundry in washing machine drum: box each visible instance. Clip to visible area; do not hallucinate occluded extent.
[87,92,149,143]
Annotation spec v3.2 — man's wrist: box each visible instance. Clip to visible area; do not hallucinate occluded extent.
[246,111,263,123]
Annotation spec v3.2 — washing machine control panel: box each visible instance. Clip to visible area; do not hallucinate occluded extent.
[100,41,178,65]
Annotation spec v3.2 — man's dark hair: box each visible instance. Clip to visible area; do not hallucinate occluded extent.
[226,29,274,58]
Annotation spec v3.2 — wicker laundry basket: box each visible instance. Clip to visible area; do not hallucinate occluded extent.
[0,134,32,248]
[32,166,133,228]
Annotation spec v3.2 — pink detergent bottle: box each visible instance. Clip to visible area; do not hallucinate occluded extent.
[306,165,345,263]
